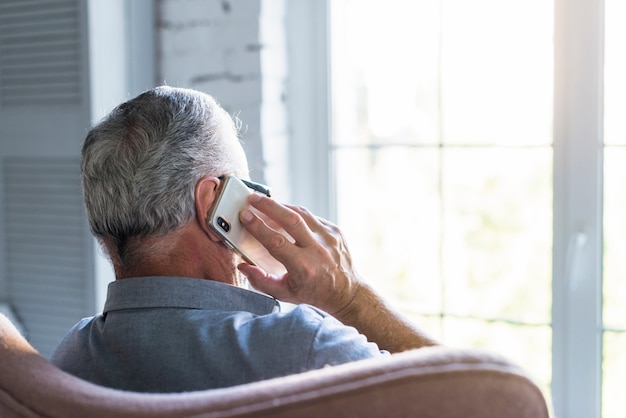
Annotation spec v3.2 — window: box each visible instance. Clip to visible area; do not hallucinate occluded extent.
[330,0,553,400]
[287,1,625,417]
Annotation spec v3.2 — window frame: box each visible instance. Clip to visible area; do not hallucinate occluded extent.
[285,0,334,221]
[552,0,604,416]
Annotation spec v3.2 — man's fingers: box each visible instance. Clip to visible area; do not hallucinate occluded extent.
[238,263,290,300]
[246,195,315,246]
[239,208,288,251]
[286,204,332,234]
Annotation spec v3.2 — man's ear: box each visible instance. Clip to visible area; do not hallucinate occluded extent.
[195,176,222,242]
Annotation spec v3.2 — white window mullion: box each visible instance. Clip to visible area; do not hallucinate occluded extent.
[552,0,604,417]
[285,0,332,220]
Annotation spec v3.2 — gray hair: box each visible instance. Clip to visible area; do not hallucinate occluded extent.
[81,86,246,261]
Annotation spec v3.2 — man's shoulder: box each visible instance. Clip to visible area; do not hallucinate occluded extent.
[247,303,358,346]
[50,315,102,366]
[261,304,384,368]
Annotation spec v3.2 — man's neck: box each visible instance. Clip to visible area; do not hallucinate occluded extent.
[114,225,241,286]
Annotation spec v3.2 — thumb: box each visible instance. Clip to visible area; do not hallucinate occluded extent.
[238,263,288,299]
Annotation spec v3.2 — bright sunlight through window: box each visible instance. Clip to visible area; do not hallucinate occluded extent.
[328,2,625,417]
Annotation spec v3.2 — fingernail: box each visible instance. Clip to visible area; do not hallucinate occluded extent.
[249,193,262,203]
[240,209,254,223]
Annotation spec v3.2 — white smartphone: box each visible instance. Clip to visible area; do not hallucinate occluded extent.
[208,176,287,276]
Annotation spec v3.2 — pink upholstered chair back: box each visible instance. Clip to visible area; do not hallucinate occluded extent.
[0,314,550,417]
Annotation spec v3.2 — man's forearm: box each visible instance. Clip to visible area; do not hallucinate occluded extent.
[332,282,439,353]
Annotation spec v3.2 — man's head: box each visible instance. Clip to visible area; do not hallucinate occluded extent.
[81,86,249,275]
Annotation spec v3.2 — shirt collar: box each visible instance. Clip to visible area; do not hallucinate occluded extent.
[103,276,279,316]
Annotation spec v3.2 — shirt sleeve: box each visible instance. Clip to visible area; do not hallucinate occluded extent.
[303,307,389,370]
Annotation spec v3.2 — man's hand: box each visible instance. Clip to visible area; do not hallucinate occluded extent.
[238,193,360,315]
[239,193,438,353]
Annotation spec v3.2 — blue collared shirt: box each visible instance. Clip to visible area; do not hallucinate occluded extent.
[51,277,384,392]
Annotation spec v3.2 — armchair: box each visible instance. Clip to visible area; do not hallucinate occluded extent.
[0,314,550,417]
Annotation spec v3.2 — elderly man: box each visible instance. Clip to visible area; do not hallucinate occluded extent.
[51,86,437,392]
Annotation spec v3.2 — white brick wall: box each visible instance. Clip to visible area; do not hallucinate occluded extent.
[158,0,289,199]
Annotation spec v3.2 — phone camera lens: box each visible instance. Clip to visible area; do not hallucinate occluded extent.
[217,216,230,232]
